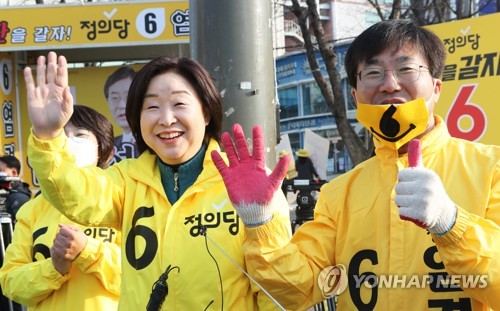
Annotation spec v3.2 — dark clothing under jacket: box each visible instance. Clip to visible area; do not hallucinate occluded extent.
[5,180,32,221]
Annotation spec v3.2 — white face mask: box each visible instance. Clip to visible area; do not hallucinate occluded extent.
[67,137,98,168]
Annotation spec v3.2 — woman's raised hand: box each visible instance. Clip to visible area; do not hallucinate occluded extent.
[211,124,290,226]
[24,51,74,140]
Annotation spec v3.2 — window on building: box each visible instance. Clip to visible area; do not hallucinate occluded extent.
[302,81,329,115]
[278,86,299,119]
[334,140,347,173]
[289,132,301,152]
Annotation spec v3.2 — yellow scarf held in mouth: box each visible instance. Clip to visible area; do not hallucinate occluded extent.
[356,97,429,150]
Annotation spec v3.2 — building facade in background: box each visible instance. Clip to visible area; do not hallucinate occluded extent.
[276,47,360,175]
[273,0,498,176]
[273,0,378,176]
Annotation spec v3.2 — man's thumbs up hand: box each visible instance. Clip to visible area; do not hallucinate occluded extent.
[395,139,457,235]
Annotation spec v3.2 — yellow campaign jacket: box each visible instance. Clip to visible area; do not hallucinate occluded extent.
[27,134,291,311]
[244,116,500,311]
[0,195,121,311]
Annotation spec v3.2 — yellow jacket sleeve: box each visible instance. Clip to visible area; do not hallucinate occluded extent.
[27,130,123,228]
[253,194,294,310]
[433,164,500,309]
[73,233,122,295]
[242,119,499,311]
[0,202,71,306]
[0,188,122,309]
[244,190,335,311]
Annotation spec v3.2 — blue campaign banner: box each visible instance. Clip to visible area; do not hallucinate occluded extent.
[280,114,358,133]
[479,0,497,15]
[280,114,334,133]
[276,44,349,85]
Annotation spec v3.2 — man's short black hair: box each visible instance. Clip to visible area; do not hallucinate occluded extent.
[345,19,446,89]
[0,155,21,173]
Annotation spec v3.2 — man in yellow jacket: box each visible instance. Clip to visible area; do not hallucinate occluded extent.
[212,19,500,310]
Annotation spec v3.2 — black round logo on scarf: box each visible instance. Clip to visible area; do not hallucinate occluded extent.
[370,105,416,142]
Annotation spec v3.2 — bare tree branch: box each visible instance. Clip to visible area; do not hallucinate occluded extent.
[389,0,402,19]
[290,0,373,165]
[282,0,492,167]
[367,0,386,20]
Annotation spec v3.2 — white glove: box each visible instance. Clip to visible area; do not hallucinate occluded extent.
[395,139,456,235]
[395,167,457,235]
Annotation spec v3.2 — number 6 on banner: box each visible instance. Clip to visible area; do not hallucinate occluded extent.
[446,84,487,142]
[136,8,166,39]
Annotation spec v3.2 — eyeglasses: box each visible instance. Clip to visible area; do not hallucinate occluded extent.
[357,63,430,87]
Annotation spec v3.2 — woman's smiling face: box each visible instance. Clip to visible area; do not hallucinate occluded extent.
[140,71,208,165]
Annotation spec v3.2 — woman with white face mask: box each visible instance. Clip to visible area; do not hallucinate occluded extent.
[65,125,99,168]
[0,105,121,311]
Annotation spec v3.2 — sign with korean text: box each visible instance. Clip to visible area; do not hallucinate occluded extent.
[0,0,189,51]
[276,45,349,85]
[0,52,20,158]
[427,13,500,145]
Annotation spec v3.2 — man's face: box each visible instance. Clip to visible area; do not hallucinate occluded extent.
[107,77,133,133]
[0,162,17,177]
[352,45,442,118]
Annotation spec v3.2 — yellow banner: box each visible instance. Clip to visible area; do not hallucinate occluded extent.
[427,12,500,145]
[0,52,20,158]
[0,0,189,51]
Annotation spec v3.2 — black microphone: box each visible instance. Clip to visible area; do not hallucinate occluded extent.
[146,264,180,311]
[198,225,207,236]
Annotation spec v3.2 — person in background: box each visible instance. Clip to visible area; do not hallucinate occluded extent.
[294,148,320,181]
[0,156,30,311]
[104,66,138,163]
[0,155,32,222]
[278,150,296,197]
[0,105,121,311]
[212,19,500,310]
[24,52,291,310]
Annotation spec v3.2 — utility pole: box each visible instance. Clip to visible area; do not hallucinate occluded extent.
[189,0,279,167]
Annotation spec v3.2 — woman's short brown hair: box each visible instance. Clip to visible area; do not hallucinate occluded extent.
[126,56,223,154]
[69,105,115,169]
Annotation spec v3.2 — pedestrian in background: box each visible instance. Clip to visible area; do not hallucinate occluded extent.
[294,149,320,182]
[0,155,32,222]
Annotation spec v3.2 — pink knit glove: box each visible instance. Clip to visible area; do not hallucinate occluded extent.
[211,124,290,226]
[395,139,457,235]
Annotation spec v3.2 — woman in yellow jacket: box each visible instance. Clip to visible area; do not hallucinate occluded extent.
[0,105,121,310]
[24,52,291,310]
